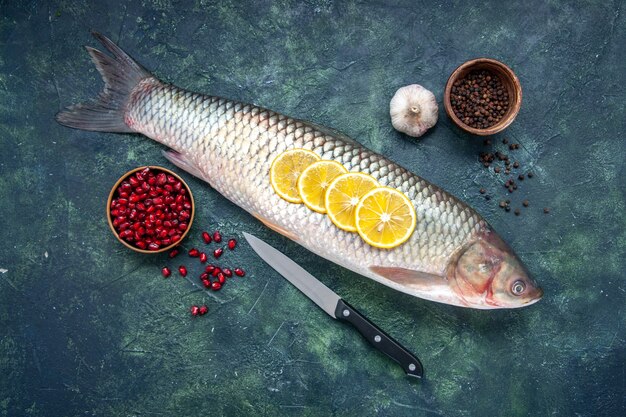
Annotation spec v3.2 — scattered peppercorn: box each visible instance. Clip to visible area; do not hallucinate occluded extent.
[514,208,521,216]
[450,69,510,129]
[544,207,550,214]
[479,188,486,194]
[513,161,520,168]
[523,200,529,207]
[518,174,525,181]
[527,172,534,178]
[494,166,501,173]
[502,138,509,144]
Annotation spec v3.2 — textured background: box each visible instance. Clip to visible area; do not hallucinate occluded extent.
[1,1,624,416]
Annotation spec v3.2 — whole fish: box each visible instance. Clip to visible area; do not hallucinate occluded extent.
[57,33,542,309]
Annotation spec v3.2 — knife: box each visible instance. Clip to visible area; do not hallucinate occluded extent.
[243,232,423,379]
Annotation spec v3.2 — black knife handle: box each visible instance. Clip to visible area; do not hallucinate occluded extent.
[335,299,423,378]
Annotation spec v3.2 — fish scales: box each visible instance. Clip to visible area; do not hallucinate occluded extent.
[128,79,483,276]
[56,33,542,309]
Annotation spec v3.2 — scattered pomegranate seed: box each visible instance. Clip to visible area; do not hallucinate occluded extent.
[222,268,233,278]
[161,267,172,278]
[217,272,226,284]
[188,248,200,257]
[202,279,211,288]
[198,305,208,315]
[199,252,208,263]
[202,231,212,244]
[200,272,209,281]
[211,281,222,291]
[178,265,188,277]
[227,239,237,250]
[190,305,200,316]
[211,267,221,277]
[234,268,245,277]
[213,231,222,243]
[213,248,223,259]
[205,264,216,274]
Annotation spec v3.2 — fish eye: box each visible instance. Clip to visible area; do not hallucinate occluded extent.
[511,280,526,296]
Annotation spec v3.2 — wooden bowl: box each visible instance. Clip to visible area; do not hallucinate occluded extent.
[107,166,194,254]
[444,58,522,136]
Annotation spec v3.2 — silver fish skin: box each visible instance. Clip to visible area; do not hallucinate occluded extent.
[57,33,542,309]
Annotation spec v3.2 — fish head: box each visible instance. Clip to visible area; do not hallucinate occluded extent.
[449,228,543,309]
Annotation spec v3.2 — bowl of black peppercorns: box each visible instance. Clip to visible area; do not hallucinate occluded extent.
[444,58,522,136]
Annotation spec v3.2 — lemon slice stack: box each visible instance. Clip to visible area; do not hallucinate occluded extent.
[270,148,416,249]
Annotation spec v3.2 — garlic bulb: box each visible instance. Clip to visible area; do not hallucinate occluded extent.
[389,84,438,137]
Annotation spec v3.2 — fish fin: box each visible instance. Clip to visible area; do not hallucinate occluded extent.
[252,213,300,242]
[369,266,446,289]
[56,31,152,133]
[162,150,206,179]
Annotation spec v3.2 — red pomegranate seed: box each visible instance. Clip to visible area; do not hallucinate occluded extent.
[148,242,160,251]
[213,248,223,259]
[199,252,208,263]
[200,272,209,281]
[211,281,222,291]
[211,267,221,278]
[205,264,216,274]
[234,268,245,277]
[198,305,208,315]
[135,241,147,249]
[178,265,188,277]
[217,272,225,284]
[222,268,233,278]
[202,279,211,288]
[161,267,172,278]
[227,239,237,250]
[190,305,200,316]
[213,231,222,243]
[202,231,212,244]
[189,248,200,257]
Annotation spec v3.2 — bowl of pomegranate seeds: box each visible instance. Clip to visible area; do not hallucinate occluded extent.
[107,166,195,253]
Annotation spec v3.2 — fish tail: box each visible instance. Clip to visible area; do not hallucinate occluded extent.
[55,31,152,132]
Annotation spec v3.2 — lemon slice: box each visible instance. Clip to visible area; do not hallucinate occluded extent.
[325,173,380,232]
[355,187,417,249]
[297,160,348,213]
[270,149,321,203]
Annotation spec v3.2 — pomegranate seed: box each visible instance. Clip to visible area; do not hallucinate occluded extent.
[234,268,245,277]
[190,305,200,316]
[217,272,225,284]
[202,279,211,288]
[200,272,209,281]
[213,248,223,259]
[148,242,160,251]
[198,305,208,315]
[211,267,221,278]
[161,267,172,278]
[227,239,237,250]
[178,265,188,277]
[213,231,222,243]
[205,264,216,274]
[157,173,167,185]
[199,252,208,263]
[189,248,200,257]
[135,241,147,249]
[202,231,212,244]
[211,281,222,291]
[222,268,233,278]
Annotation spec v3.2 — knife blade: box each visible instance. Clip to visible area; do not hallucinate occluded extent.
[243,232,423,378]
